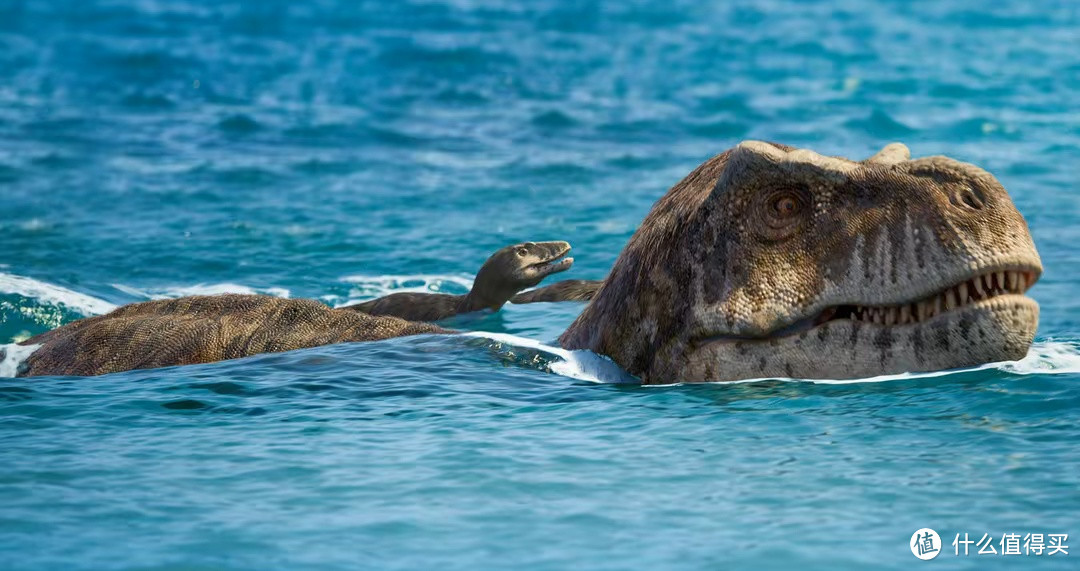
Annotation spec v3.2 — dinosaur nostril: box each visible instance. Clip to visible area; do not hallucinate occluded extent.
[950,185,987,211]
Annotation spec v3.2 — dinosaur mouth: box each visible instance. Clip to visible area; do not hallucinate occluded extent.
[701,268,1040,343]
[529,245,574,276]
[532,255,574,276]
[810,269,1038,328]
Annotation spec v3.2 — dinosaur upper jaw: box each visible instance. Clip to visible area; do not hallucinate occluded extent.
[522,242,574,280]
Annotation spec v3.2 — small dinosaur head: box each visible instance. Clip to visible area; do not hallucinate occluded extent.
[472,241,574,304]
[560,141,1042,383]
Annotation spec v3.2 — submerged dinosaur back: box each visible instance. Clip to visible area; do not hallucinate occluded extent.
[17,294,448,377]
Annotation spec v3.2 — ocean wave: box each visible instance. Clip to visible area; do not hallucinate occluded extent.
[727,340,1080,386]
[0,162,19,183]
[217,113,262,134]
[998,340,1080,375]
[111,283,290,300]
[0,272,116,316]
[462,332,638,384]
[0,342,38,378]
[844,109,918,137]
[332,274,473,307]
[464,335,1080,386]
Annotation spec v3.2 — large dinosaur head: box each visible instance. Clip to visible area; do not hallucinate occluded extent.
[560,141,1042,384]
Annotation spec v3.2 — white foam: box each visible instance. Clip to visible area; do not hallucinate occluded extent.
[716,340,1080,386]
[462,332,637,383]
[0,343,39,378]
[0,272,117,316]
[997,340,1080,375]
[334,274,473,308]
[461,335,1080,387]
[112,283,290,300]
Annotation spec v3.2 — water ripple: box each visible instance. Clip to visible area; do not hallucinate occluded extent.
[2,0,1079,568]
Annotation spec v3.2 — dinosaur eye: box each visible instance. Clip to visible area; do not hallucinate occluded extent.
[758,187,811,241]
[770,194,802,219]
[516,248,528,257]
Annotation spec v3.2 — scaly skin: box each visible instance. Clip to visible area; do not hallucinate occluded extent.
[15,295,447,377]
[511,279,602,304]
[10,242,572,377]
[344,241,573,321]
[10,141,1042,381]
[559,141,1042,383]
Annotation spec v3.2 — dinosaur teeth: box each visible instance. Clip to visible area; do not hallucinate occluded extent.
[825,268,1037,329]
[972,277,986,297]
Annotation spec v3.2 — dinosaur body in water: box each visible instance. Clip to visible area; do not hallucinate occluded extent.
[7,141,1042,383]
[345,241,572,321]
[13,295,446,378]
[511,279,602,304]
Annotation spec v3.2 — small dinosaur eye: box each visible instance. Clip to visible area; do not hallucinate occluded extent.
[516,248,528,257]
[771,194,801,218]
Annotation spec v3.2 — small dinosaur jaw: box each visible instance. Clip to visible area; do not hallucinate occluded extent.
[530,255,574,277]
[524,241,574,279]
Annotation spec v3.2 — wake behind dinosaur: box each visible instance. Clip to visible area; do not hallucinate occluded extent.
[9,141,1042,383]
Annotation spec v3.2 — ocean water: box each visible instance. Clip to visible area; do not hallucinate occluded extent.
[1,0,1079,568]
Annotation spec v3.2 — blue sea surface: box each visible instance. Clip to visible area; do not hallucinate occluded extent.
[2,0,1079,569]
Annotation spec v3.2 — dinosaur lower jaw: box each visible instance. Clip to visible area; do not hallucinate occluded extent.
[679,269,1041,383]
[529,255,574,278]
[680,296,1039,383]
